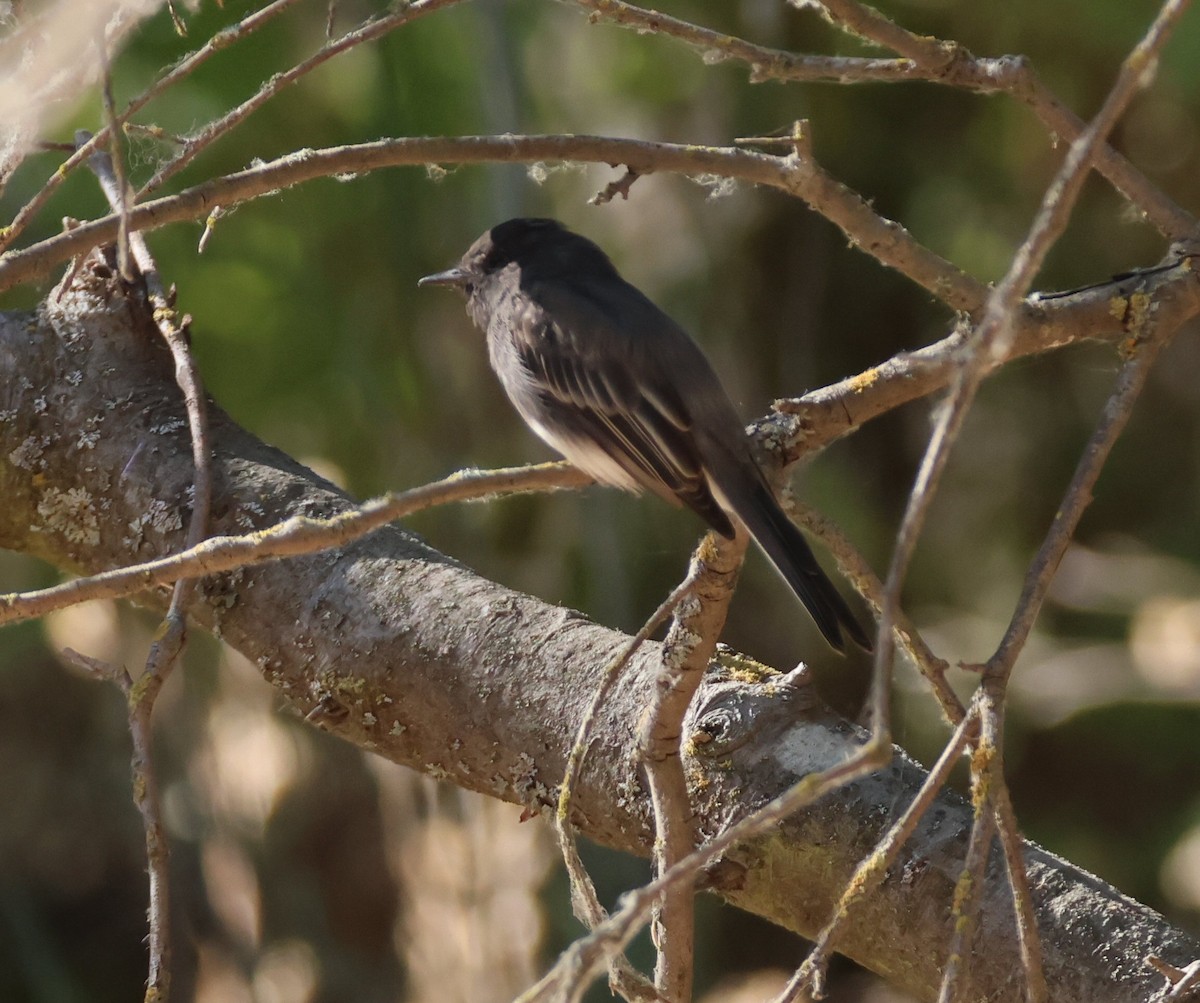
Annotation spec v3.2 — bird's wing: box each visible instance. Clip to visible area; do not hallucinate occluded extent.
[510,284,736,537]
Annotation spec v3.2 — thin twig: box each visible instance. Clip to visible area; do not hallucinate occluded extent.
[988,313,1171,675]
[1011,66,1196,241]
[0,463,591,627]
[574,0,924,85]
[937,785,997,1003]
[0,134,985,311]
[989,757,1048,1003]
[864,0,1189,787]
[830,7,1191,996]
[962,679,1049,1002]
[0,0,303,254]
[809,0,1196,240]
[83,128,222,1002]
[969,232,1174,1003]
[136,0,466,199]
[640,532,745,1002]
[62,645,172,1002]
[783,705,978,1000]
[810,0,962,67]
[590,166,640,204]
[522,736,892,1003]
[95,45,132,281]
[165,0,186,36]
[1149,958,1200,999]
[554,575,698,1003]
[769,256,1200,462]
[787,499,963,724]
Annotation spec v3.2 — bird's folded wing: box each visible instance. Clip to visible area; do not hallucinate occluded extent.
[512,293,735,537]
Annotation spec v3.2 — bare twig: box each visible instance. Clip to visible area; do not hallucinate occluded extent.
[809,0,1196,240]
[944,680,1049,1002]
[196,205,225,254]
[937,785,997,1003]
[136,0,466,199]
[640,532,745,1001]
[127,646,174,1002]
[784,706,979,1000]
[806,5,1191,996]
[787,500,963,724]
[590,167,640,204]
[574,0,1193,237]
[864,0,1189,771]
[1148,957,1200,999]
[83,128,222,1002]
[95,45,132,281]
[988,306,1171,675]
[165,0,186,36]
[523,733,892,1003]
[989,748,1048,1003]
[0,134,984,310]
[573,0,920,84]
[0,0,303,254]
[1009,66,1196,241]
[771,253,1200,460]
[966,242,1174,1003]
[62,645,173,1003]
[0,462,591,627]
[809,0,962,67]
[555,575,698,1003]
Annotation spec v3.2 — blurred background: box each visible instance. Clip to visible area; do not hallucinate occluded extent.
[1,0,1199,1000]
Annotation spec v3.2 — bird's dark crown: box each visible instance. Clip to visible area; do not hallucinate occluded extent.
[462,217,619,281]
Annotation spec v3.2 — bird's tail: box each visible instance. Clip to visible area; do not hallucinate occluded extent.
[732,478,873,653]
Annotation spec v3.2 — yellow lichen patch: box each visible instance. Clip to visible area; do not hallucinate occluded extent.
[1119,335,1141,360]
[694,533,723,563]
[686,762,711,795]
[843,367,880,393]
[715,647,778,684]
[969,743,994,810]
[1125,291,1152,332]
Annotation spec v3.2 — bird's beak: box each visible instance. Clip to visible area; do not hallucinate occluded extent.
[417,267,468,289]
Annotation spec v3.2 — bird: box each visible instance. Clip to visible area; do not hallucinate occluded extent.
[419,217,871,652]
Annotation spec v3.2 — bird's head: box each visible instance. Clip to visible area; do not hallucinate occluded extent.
[418,218,617,299]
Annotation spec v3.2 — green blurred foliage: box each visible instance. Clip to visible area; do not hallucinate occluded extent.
[2,0,1199,1000]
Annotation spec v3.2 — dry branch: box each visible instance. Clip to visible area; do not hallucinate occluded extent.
[1,244,1196,1003]
[0,135,985,311]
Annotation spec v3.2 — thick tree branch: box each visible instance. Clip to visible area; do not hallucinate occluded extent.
[1,257,1197,1003]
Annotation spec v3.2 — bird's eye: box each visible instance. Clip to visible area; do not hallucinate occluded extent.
[480,249,510,274]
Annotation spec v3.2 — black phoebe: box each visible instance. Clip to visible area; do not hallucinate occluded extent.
[419,218,870,652]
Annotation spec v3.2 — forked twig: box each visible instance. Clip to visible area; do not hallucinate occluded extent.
[0,0,303,254]
[136,0,466,199]
[937,789,997,1003]
[784,2,1191,998]
[868,0,1188,828]
[82,122,216,1001]
[640,531,745,1001]
[554,575,698,1003]
[524,736,892,1003]
[787,499,963,724]
[782,706,979,1000]
[811,0,1196,240]
[0,136,986,311]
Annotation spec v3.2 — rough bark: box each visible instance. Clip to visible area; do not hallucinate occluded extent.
[1,260,1196,1002]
